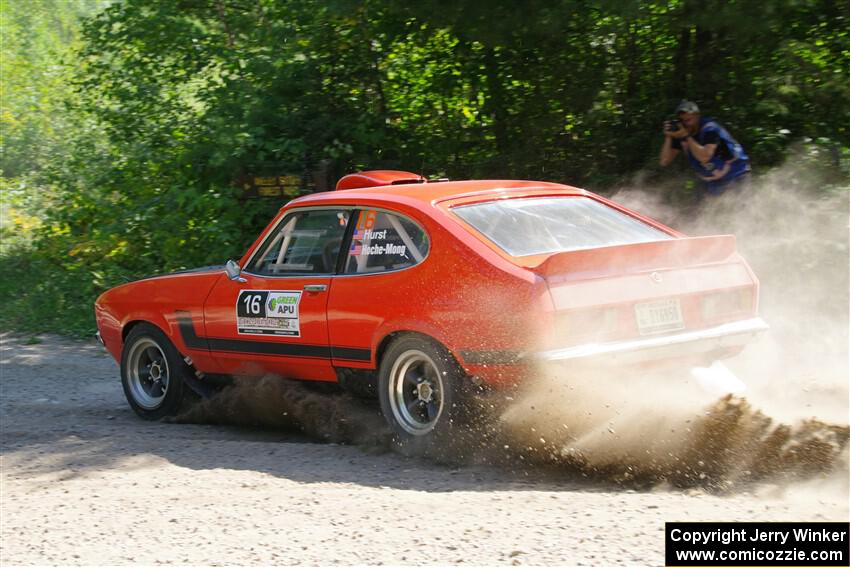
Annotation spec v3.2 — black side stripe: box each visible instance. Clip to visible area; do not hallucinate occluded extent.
[208,337,331,359]
[330,346,372,361]
[176,312,370,362]
[178,312,209,350]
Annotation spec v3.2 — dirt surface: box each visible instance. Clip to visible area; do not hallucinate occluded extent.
[1,333,847,567]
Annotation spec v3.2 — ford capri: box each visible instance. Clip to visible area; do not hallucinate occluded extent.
[95,170,768,444]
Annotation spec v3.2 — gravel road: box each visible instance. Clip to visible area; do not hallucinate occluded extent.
[1,333,847,567]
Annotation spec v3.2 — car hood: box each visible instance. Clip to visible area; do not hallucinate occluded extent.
[157,264,224,278]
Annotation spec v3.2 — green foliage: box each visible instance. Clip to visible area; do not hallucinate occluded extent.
[1,0,848,337]
[0,252,101,337]
[1,0,95,176]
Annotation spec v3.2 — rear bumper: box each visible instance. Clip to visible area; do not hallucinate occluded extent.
[535,317,768,365]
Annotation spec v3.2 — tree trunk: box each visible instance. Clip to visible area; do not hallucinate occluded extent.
[483,47,509,175]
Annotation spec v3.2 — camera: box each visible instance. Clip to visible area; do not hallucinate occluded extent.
[664,117,681,132]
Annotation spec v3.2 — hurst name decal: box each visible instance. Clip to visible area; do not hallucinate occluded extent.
[349,228,406,257]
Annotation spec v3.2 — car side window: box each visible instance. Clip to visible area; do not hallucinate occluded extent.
[344,209,429,274]
[247,209,350,275]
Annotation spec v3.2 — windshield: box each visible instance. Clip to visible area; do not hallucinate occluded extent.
[452,196,672,256]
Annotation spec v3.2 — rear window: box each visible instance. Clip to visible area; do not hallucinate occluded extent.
[452,196,672,256]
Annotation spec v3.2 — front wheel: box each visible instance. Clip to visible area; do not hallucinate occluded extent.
[378,336,469,446]
[121,323,191,420]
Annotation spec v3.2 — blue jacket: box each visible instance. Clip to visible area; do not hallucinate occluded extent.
[673,117,750,193]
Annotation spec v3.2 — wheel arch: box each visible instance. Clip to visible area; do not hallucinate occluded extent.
[375,330,465,373]
[120,315,180,359]
[122,318,169,341]
[122,319,148,341]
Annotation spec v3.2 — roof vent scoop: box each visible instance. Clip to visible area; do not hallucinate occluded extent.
[335,170,425,191]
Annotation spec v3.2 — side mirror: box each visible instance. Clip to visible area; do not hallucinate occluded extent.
[225,259,246,283]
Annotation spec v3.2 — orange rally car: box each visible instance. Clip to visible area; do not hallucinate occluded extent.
[95,170,768,443]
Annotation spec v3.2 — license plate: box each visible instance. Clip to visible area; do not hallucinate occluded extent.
[634,298,685,335]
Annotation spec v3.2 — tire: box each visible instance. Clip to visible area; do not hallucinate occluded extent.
[120,323,192,420]
[378,335,469,448]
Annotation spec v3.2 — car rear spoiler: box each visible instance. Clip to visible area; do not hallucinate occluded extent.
[532,235,738,281]
[336,170,426,190]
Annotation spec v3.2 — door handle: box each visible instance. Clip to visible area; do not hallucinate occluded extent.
[303,284,328,292]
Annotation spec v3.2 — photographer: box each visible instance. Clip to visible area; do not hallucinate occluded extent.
[659,101,750,196]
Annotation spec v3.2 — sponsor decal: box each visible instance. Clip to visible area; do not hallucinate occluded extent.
[236,290,302,336]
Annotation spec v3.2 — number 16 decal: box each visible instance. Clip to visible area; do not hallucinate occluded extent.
[358,209,377,230]
[236,290,302,337]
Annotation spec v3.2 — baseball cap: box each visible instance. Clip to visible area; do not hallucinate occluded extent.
[675,100,700,114]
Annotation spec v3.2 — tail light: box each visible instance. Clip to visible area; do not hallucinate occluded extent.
[701,288,752,321]
[555,307,620,343]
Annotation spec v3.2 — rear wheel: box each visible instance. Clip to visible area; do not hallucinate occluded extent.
[378,336,469,447]
[121,323,191,420]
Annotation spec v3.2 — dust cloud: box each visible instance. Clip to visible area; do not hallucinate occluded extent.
[177,164,847,495]
[500,367,848,491]
[495,165,847,493]
[609,165,848,424]
[177,376,391,448]
[501,164,848,491]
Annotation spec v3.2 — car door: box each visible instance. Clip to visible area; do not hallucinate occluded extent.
[203,207,352,380]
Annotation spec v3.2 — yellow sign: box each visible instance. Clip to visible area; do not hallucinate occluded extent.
[239,173,318,198]
[258,186,282,197]
[254,176,278,186]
